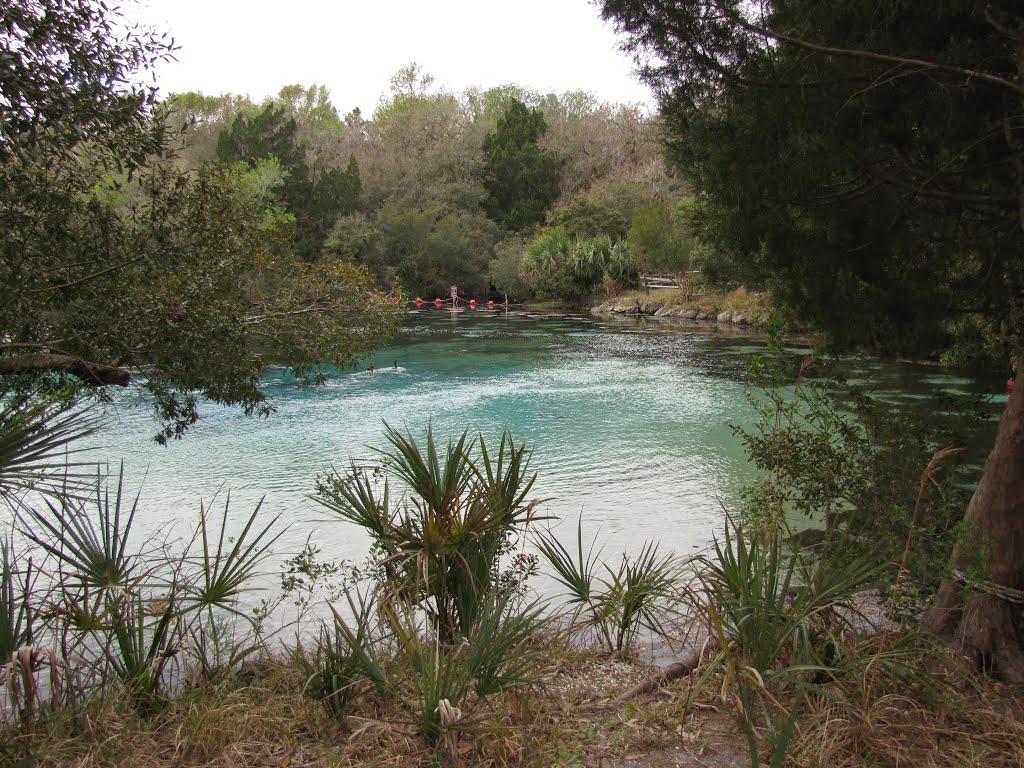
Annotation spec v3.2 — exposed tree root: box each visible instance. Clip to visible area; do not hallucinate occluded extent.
[576,648,703,713]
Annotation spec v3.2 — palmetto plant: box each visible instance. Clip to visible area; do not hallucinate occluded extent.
[307,585,548,743]
[520,227,573,282]
[316,424,542,641]
[0,538,33,664]
[17,471,280,705]
[535,518,683,654]
[690,514,879,768]
[307,426,550,744]
[0,394,97,513]
[0,394,280,717]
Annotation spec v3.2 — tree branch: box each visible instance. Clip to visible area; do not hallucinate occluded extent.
[728,5,1024,98]
[575,648,703,713]
[0,353,130,386]
[243,300,329,326]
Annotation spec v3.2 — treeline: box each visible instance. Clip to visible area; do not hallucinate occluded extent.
[164,66,703,303]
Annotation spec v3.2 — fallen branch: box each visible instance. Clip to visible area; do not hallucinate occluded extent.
[576,648,702,713]
[951,570,1024,604]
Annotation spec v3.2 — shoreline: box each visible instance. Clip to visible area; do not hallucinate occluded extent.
[591,296,769,329]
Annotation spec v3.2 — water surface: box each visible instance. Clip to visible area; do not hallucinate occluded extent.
[87,310,1004,586]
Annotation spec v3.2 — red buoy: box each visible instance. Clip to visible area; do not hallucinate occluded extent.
[415,296,423,305]
[469,299,477,308]
[487,300,495,308]
[434,298,442,307]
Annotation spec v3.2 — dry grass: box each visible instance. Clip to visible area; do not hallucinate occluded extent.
[784,635,1024,768]
[3,633,1023,768]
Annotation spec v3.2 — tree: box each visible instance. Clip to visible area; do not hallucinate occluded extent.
[628,199,695,299]
[361,79,486,213]
[0,0,170,165]
[217,102,361,260]
[546,193,628,240]
[488,235,534,302]
[482,99,563,231]
[164,91,256,167]
[373,198,497,297]
[0,0,400,441]
[601,0,1024,680]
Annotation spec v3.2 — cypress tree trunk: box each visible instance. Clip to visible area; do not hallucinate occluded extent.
[923,377,1024,682]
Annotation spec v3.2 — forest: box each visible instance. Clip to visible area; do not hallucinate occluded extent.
[163,69,697,306]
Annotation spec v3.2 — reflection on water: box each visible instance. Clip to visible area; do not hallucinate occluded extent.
[80,310,1003,594]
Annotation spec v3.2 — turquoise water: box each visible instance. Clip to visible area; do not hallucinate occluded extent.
[91,312,763,568]
[84,310,1004,591]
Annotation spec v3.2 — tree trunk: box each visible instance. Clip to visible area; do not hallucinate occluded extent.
[922,377,1024,682]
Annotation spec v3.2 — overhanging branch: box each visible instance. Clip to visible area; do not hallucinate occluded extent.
[0,353,130,386]
[728,4,1024,98]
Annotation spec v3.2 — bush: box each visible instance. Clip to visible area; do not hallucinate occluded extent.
[535,518,683,654]
[308,426,550,744]
[734,316,978,596]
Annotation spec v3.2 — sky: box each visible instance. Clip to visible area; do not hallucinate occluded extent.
[124,0,655,115]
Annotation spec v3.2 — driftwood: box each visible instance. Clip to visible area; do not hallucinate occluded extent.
[576,648,703,713]
[0,353,130,386]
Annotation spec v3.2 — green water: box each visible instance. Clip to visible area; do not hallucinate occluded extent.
[90,310,1005,581]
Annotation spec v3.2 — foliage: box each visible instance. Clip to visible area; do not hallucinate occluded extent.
[217,102,360,260]
[628,198,695,298]
[519,228,579,300]
[365,80,488,213]
[546,194,627,240]
[487,235,534,302]
[689,514,884,767]
[0,0,170,165]
[315,425,542,641]
[520,228,637,302]
[535,519,682,654]
[735,317,978,595]
[0,405,280,718]
[303,587,549,744]
[0,1,400,441]
[603,0,1024,679]
[601,0,1024,365]
[0,395,98,512]
[482,99,563,231]
[324,212,378,262]
[166,72,672,312]
[306,426,550,745]
[0,538,33,665]
[372,198,498,297]
[3,157,400,442]
[17,475,278,704]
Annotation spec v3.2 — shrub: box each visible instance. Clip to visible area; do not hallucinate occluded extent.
[307,426,550,744]
[535,518,683,654]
